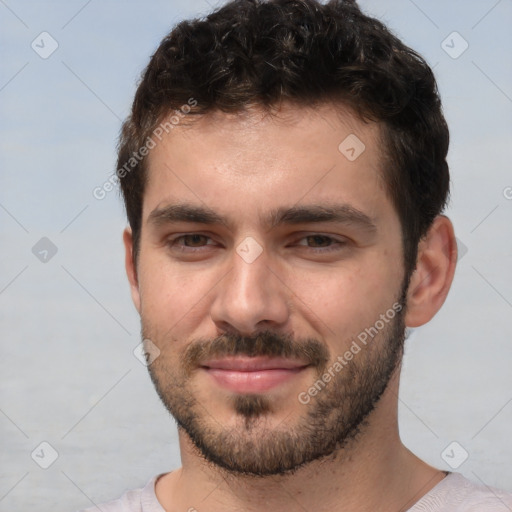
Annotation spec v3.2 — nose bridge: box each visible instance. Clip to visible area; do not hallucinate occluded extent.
[211,238,289,334]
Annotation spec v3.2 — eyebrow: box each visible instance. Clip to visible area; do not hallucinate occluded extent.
[147,202,377,233]
[266,204,377,233]
[148,203,229,228]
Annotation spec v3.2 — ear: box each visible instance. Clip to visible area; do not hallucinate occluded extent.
[404,215,457,328]
[123,227,141,314]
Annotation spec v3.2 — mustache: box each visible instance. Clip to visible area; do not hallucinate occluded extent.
[182,329,329,374]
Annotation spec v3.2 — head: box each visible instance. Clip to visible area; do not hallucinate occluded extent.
[119,0,457,476]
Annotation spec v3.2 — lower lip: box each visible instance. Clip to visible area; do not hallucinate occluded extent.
[204,367,307,393]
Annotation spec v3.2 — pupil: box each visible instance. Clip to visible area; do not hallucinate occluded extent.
[188,235,204,246]
[309,235,328,247]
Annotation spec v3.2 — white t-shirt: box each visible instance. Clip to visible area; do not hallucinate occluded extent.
[77,471,512,511]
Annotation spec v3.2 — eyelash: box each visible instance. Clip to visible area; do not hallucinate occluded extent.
[167,233,347,254]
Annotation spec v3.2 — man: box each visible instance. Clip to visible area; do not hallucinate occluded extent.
[81,0,512,510]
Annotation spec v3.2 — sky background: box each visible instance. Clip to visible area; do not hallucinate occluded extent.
[1,0,511,510]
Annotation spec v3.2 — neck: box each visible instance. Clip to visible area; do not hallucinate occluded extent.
[156,369,446,512]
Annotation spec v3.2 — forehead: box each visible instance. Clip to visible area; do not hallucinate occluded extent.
[142,103,390,226]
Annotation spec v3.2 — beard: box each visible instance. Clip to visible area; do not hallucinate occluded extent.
[143,288,408,478]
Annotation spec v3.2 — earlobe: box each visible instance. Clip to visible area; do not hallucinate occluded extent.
[404,215,458,328]
[123,227,141,314]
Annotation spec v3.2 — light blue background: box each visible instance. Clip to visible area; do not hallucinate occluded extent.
[1,1,511,510]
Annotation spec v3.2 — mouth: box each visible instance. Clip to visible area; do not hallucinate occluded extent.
[201,356,311,393]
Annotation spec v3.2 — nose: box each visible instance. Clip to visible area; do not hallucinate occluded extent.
[210,242,290,336]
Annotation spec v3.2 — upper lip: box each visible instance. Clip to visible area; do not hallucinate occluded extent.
[201,356,310,371]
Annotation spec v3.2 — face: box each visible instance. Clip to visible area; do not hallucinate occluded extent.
[126,103,409,476]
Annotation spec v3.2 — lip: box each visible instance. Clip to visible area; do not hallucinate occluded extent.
[201,356,310,393]
[202,356,309,371]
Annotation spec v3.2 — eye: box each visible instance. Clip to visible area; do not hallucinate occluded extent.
[295,234,347,253]
[168,234,216,252]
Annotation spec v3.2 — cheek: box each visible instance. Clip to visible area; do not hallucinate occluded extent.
[137,254,228,352]
[289,256,402,342]
[138,260,202,331]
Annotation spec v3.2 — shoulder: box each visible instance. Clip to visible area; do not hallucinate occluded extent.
[75,474,166,512]
[409,472,512,512]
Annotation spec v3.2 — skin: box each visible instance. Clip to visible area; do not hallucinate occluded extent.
[123,102,458,511]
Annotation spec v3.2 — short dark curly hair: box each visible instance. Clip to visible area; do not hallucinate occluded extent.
[117,0,449,279]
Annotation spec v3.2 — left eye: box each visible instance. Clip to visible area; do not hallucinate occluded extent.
[295,235,345,252]
[298,235,334,247]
